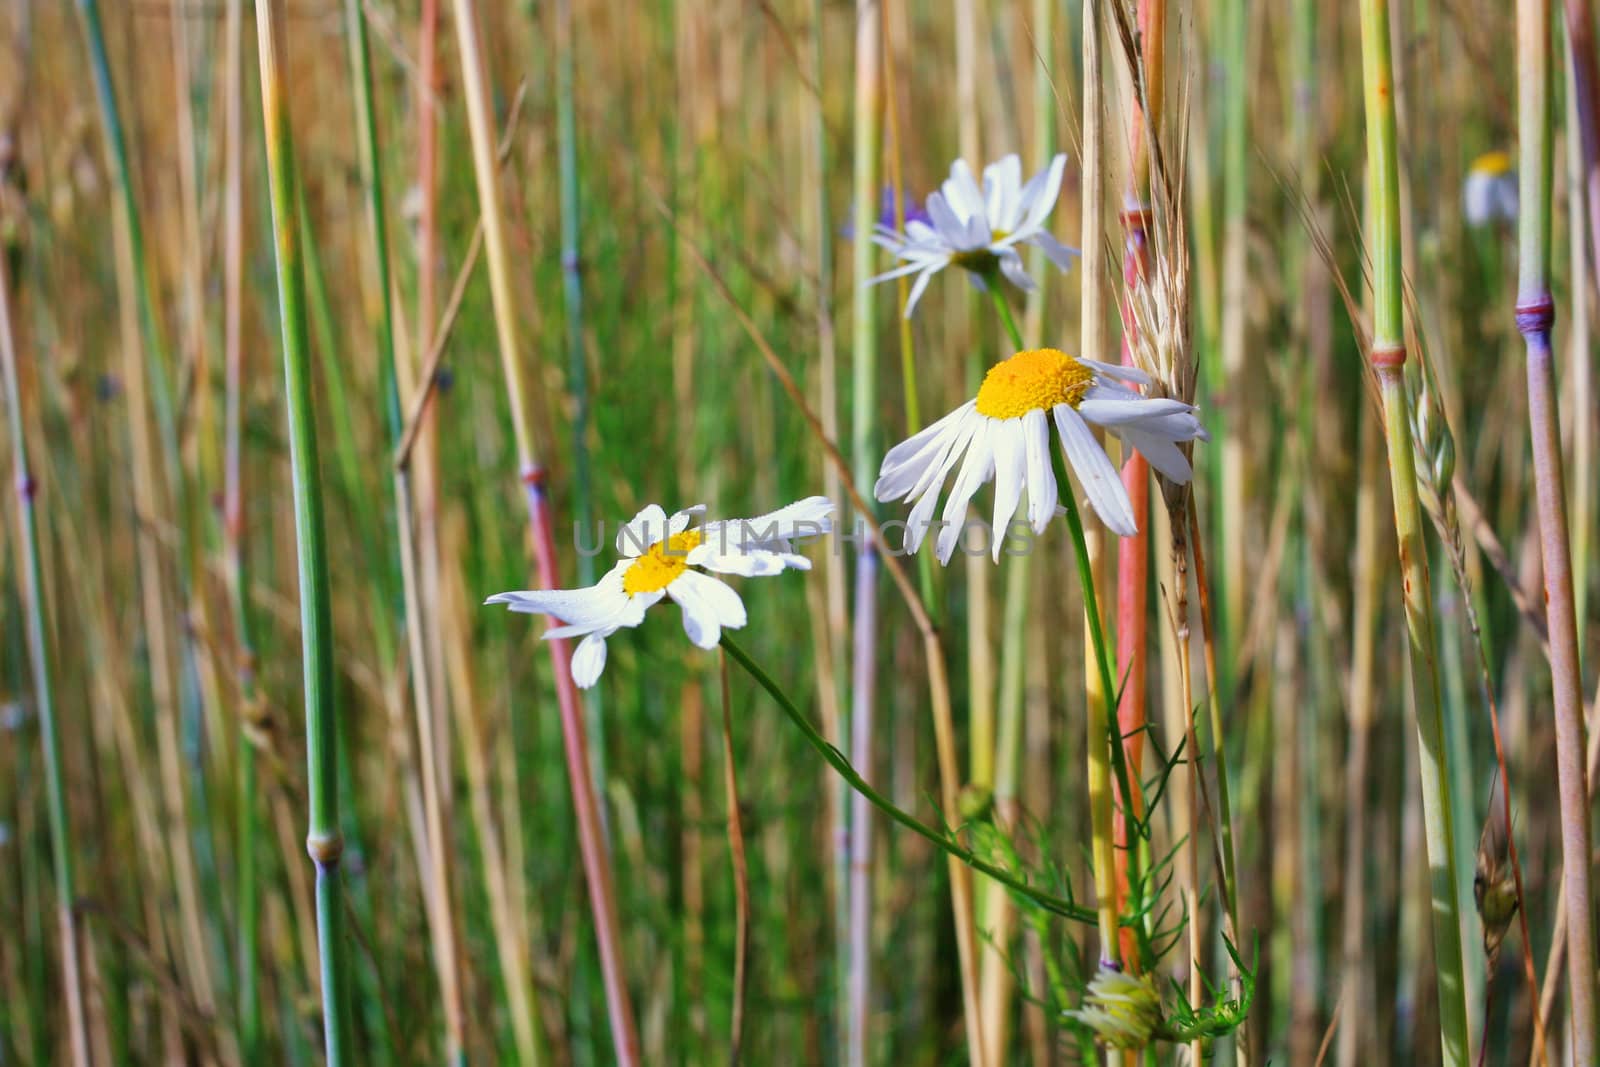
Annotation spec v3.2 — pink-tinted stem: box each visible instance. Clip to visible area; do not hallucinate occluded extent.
[1113,206,1152,969]
[1517,297,1596,1061]
[524,468,641,1066]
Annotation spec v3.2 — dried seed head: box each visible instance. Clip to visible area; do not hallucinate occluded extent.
[1473,800,1518,967]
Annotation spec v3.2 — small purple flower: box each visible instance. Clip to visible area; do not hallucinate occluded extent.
[842,185,929,240]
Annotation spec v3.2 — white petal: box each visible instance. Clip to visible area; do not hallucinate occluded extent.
[877,402,977,502]
[936,419,996,564]
[1018,154,1067,234]
[1053,404,1137,537]
[486,562,629,626]
[943,159,988,224]
[668,571,747,649]
[984,153,1023,230]
[1079,360,1152,387]
[1120,427,1195,483]
[1022,408,1057,533]
[1078,396,1200,427]
[927,190,974,246]
[866,259,929,286]
[996,248,1035,292]
[989,421,1027,561]
[1028,230,1080,271]
[692,550,789,577]
[902,265,940,319]
[668,506,704,537]
[569,633,609,689]
[615,503,667,556]
[719,496,835,543]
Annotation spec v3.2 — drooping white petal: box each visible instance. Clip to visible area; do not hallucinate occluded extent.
[615,503,667,556]
[1078,361,1152,386]
[569,633,609,689]
[901,265,940,319]
[1028,230,1080,271]
[990,420,1027,562]
[1119,426,1195,483]
[936,418,996,563]
[996,248,1036,292]
[913,404,983,493]
[1053,404,1137,537]
[668,570,748,649]
[878,403,967,493]
[1022,408,1057,533]
[877,401,978,502]
[1078,395,1200,427]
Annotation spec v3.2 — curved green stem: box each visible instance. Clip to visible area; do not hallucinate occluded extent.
[986,281,1026,351]
[719,634,1098,925]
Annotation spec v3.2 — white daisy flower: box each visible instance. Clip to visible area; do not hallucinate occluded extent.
[868,153,1078,319]
[874,348,1208,563]
[486,498,833,688]
[1463,150,1518,227]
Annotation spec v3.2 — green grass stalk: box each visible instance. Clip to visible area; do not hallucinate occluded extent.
[1357,0,1471,1059]
[253,2,355,1057]
[1516,1,1597,1057]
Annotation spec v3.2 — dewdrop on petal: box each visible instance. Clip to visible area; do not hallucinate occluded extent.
[486,498,832,688]
[1066,963,1163,1050]
[875,348,1208,563]
[1464,151,1518,227]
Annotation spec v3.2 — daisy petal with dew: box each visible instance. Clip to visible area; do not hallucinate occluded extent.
[874,348,1208,564]
[486,498,834,688]
[869,153,1078,318]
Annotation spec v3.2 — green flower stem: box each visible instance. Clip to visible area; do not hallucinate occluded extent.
[253,3,352,1059]
[1358,0,1471,1060]
[719,635,1098,926]
[987,282,1026,351]
[993,266,1145,964]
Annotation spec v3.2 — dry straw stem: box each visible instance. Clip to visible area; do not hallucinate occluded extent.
[0,223,89,1067]
[1080,0,1121,967]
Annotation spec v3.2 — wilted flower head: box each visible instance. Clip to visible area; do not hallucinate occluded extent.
[1066,963,1163,1050]
[868,153,1077,318]
[1464,150,1517,227]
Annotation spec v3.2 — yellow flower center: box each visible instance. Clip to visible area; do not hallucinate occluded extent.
[974,348,1094,419]
[622,530,703,595]
[1470,150,1512,178]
